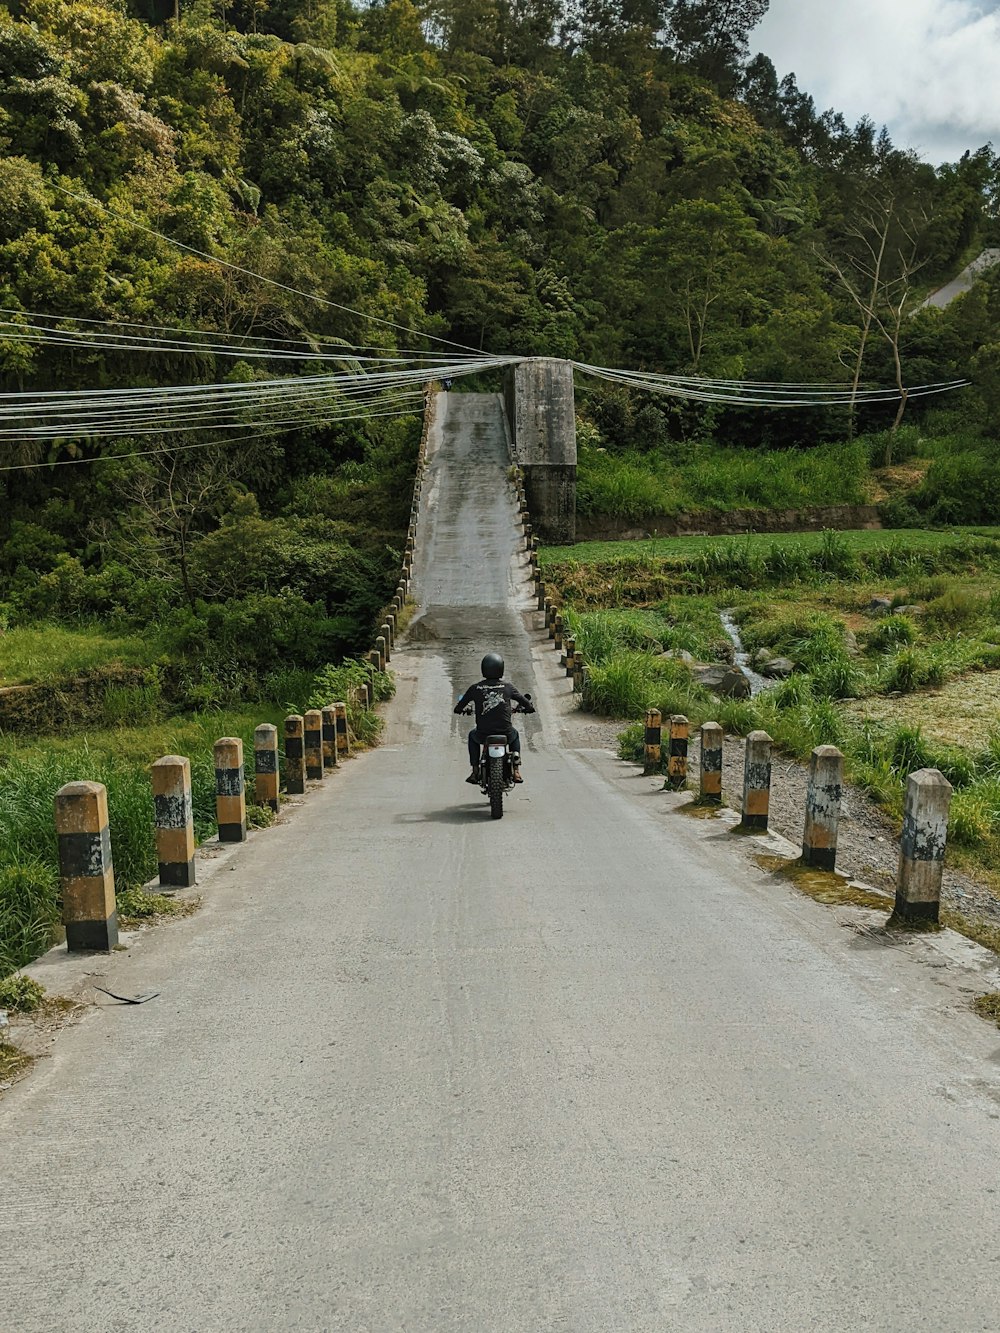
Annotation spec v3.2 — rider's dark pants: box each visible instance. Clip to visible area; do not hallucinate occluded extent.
[469,726,520,768]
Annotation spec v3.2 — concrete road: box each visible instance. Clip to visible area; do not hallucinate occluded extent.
[4,392,1000,1332]
[920,247,1000,309]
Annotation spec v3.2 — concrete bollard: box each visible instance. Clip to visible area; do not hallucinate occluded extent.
[152,755,196,887]
[893,768,953,925]
[644,709,662,774]
[553,614,563,650]
[564,636,576,676]
[668,715,689,790]
[386,613,396,648]
[699,722,724,805]
[285,714,306,795]
[55,781,118,952]
[321,706,339,770]
[214,737,247,842]
[740,731,772,832]
[802,746,845,871]
[376,634,388,669]
[254,724,280,813]
[369,647,382,673]
[548,607,558,640]
[573,650,585,693]
[304,709,325,781]
[335,701,351,758]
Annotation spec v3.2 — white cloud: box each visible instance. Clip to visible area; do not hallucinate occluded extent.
[751,0,1000,162]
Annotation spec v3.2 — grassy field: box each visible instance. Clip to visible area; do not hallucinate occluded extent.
[541,527,1000,568]
[0,624,160,686]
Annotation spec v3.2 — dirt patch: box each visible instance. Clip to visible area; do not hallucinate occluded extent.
[843,672,1000,748]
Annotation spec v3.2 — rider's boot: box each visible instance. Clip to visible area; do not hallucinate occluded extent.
[512,753,523,783]
[466,766,480,784]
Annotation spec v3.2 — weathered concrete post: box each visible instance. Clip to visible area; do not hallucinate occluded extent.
[564,635,576,676]
[285,714,306,795]
[254,724,280,813]
[502,358,577,544]
[304,709,325,781]
[55,781,117,952]
[376,635,388,670]
[699,723,724,805]
[214,738,247,843]
[335,701,351,758]
[380,624,391,663]
[802,746,845,871]
[321,705,339,770]
[893,769,953,925]
[369,647,382,674]
[740,731,772,832]
[553,614,564,650]
[152,755,196,887]
[644,709,661,774]
[668,715,690,790]
[573,650,585,693]
[386,613,396,648]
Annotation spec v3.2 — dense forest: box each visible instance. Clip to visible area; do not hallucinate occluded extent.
[2,0,1000,696]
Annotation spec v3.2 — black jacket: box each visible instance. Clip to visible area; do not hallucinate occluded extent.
[455,679,534,734]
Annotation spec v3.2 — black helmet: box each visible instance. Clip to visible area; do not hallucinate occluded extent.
[481,652,504,680]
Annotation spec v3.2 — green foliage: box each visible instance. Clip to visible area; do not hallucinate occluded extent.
[0,971,45,1013]
[0,861,60,977]
[864,616,918,653]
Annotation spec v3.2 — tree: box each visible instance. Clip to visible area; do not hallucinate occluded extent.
[668,0,769,91]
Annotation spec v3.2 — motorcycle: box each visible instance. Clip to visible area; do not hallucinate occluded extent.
[460,694,532,820]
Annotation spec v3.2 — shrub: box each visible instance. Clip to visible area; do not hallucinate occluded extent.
[880,647,947,693]
[923,588,984,630]
[865,616,918,653]
[0,971,45,1012]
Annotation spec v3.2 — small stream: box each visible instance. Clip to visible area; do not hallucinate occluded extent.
[719,609,772,697]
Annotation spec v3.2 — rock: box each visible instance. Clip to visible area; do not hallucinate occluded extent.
[893,605,922,617]
[760,656,794,679]
[750,648,772,668]
[693,663,752,699]
[868,597,892,616]
[842,629,859,656]
[660,649,695,664]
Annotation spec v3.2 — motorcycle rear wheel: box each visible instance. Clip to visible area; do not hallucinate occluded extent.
[487,755,504,819]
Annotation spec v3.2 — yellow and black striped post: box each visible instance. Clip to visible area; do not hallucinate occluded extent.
[802,745,844,871]
[254,724,280,813]
[214,737,247,843]
[667,715,689,789]
[892,768,952,925]
[644,709,662,774]
[304,709,325,781]
[740,731,772,833]
[553,613,564,650]
[548,606,558,640]
[321,705,339,770]
[699,722,724,805]
[335,701,351,758]
[564,636,576,677]
[573,650,585,693]
[152,755,196,888]
[55,781,118,952]
[285,715,306,795]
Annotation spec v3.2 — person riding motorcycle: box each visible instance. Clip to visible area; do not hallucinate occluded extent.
[455,653,535,785]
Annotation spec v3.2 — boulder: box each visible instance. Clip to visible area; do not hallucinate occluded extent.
[842,628,859,656]
[693,663,752,699]
[760,656,795,679]
[660,648,695,664]
[893,605,922,617]
[868,597,892,616]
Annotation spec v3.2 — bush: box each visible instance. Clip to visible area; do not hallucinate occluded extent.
[865,616,918,653]
[0,970,45,1011]
[880,647,947,693]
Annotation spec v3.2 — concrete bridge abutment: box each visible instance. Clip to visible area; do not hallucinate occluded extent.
[503,358,576,544]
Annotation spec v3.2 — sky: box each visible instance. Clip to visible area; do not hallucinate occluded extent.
[750,0,1000,165]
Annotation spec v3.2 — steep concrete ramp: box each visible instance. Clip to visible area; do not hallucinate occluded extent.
[3,392,1000,1331]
